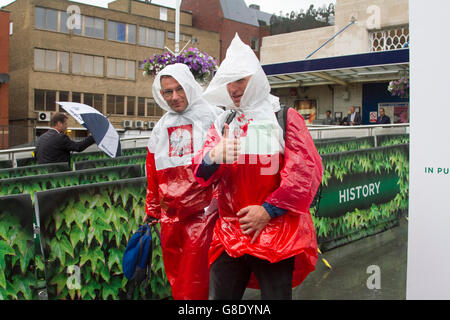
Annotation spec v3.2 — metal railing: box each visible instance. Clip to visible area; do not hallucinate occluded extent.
[0,124,409,167]
[307,123,409,141]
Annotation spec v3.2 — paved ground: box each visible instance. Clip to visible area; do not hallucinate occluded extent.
[243,216,408,300]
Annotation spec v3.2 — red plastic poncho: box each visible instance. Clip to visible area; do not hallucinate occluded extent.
[193,35,323,288]
[145,64,223,299]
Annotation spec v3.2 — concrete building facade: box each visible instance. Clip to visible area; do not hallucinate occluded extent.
[4,0,220,147]
[0,10,10,149]
[260,0,409,125]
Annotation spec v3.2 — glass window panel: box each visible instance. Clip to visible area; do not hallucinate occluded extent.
[127,60,135,80]
[139,26,146,46]
[128,24,136,44]
[34,49,45,70]
[59,91,69,102]
[117,23,126,42]
[155,103,164,116]
[85,16,95,37]
[127,96,135,116]
[46,90,57,111]
[84,55,94,74]
[73,15,82,35]
[46,9,58,31]
[45,50,57,71]
[138,97,145,116]
[160,7,168,21]
[94,18,104,38]
[167,31,175,40]
[94,94,103,113]
[107,21,116,40]
[59,11,69,34]
[148,29,156,46]
[107,58,115,77]
[59,52,69,73]
[72,92,81,103]
[34,89,45,111]
[147,100,156,117]
[59,91,69,111]
[94,56,104,76]
[107,95,115,114]
[35,7,46,30]
[156,30,165,48]
[72,53,82,74]
[116,59,125,78]
[83,93,93,106]
[116,96,124,114]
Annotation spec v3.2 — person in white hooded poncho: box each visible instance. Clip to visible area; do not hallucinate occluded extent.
[193,35,323,300]
[144,63,223,300]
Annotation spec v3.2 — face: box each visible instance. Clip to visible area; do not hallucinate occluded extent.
[350,107,355,113]
[379,108,385,116]
[226,76,251,107]
[326,111,331,117]
[55,118,68,134]
[160,76,188,113]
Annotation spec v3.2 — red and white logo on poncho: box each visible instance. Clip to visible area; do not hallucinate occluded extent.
[168,124,193,157]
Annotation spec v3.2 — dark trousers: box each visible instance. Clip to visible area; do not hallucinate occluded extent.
[209,251,295,300]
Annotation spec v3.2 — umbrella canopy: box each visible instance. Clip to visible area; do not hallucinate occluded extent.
[57,102,121,158]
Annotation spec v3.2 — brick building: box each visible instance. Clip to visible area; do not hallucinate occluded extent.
[4,0,220,147]
[181,0,271,60]
[0,9,10,149]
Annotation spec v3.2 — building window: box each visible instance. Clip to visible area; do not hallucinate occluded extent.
[107,58,135,80]
[34,89,57,111]
[107,95,125,115]
[160,7,168,21]
[72,92,81,103]
[83,93,104,113]
[251,37,259,52]
[138,97,146,116]
[73,15,104,39]
[167,32,191,42]
[58,91,69,111]
[370,26,409,52]
[147,98,163,117]
[34,49,69,73]
[72,53,104,76]
[127,96,136,116]
[108,21,136,44]
[139,26,165,48]
[35,7,69,34]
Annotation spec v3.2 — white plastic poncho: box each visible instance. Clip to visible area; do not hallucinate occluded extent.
[202,34,285,154]
[148,63,223,170]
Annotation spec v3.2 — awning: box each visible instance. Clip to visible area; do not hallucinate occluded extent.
[0,73,10,84]
[262,49,409,88]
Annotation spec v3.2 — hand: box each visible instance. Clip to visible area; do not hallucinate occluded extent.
[237,205,271,244]
[143,215,158,226]
[210,124,240,164]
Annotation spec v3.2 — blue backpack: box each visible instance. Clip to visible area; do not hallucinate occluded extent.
[122,224,158,299]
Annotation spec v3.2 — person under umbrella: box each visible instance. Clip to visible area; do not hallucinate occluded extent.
[35,112,95,165]
[143,63,223,300]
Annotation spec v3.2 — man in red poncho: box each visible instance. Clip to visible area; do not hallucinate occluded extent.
[193,35,323,299]
[144,63,223,299]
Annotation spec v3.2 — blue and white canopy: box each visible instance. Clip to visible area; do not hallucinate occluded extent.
[57,102,121,158]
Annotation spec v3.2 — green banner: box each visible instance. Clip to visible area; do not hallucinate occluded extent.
[317,170,400,218]
[312,144,409,251]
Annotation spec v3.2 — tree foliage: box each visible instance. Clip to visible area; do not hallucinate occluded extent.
[270,3,335,35]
